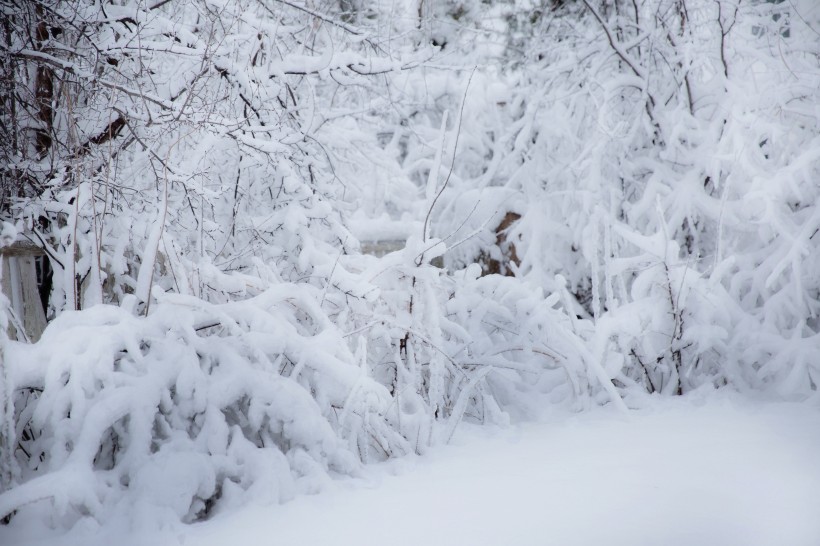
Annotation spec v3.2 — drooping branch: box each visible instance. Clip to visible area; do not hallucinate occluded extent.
[6,48,177,112]
[581,0,663,142]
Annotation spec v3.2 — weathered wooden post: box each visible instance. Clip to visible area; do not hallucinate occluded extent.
[0,238,48,342]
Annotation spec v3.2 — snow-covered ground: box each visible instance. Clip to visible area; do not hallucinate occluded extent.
[5,394,820,546]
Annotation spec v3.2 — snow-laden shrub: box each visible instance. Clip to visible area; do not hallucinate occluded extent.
[419,0,820,397]
[3,0,818,534]
[0,242,591,527]
[341,237,605,457]
[564,0,820,396]
[1,287,368,525]
[0,0,589,531]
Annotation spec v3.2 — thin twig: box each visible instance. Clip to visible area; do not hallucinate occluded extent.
[419,68,476,259]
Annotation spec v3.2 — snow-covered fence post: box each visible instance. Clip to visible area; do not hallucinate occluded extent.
[0,306,11,501]
[0,239,48,343]
[0,223,18,496]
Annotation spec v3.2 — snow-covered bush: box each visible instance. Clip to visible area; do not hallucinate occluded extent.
[1,0,818,535]
[2,291,368,525]
[420,0,820,396]
[0,248,589,527]
[0,0,592,511]
[561,0,820,395]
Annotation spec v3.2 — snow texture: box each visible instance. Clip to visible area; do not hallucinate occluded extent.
[3,395,819,546]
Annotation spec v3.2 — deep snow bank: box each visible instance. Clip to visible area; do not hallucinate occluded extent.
[5,394,819,546]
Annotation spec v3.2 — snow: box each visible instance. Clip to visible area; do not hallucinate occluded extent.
[3,0,820,542]
[5,394,819,546]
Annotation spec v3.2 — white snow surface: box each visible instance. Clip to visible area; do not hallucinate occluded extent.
[5,393,820,546]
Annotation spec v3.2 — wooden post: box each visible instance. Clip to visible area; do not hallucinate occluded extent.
[0,240,47,342]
